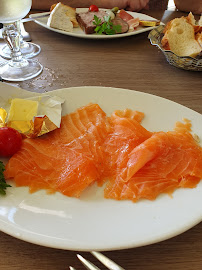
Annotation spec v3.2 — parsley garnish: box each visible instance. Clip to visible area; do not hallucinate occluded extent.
[0,161,11,195]
[93,15,122,35]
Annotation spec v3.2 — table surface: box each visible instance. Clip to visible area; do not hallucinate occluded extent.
[0,8,202,270]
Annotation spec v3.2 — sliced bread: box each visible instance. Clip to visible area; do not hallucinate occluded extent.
[47,2,78,32]
[187,12,202,33]
[161,16,202,57]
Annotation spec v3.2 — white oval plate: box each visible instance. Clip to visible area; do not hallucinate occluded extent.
[29,9,163,39]
[0,83,202,251]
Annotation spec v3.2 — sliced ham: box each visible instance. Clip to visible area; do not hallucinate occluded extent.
[118,9,134,22]
[118,9,139,31]
[128,18,140,31]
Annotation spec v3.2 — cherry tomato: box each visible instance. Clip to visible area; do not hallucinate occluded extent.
[0,127,22,157]
[89,5,99,12]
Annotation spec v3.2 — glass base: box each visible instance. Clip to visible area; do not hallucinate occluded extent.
[0,59,43,81]
[0,42,41,59]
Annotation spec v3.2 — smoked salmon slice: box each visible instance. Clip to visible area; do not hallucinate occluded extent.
[4,104,110,197]
[105,121,202,202]
[100,109,151,185]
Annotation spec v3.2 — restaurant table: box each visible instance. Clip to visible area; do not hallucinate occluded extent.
[0,8,202,270]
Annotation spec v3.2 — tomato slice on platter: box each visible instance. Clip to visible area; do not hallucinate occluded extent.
[0,127,22,157]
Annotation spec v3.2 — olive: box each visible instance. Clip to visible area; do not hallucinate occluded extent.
[111,7,119,14]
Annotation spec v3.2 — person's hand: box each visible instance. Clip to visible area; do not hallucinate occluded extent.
[174,0,202,14]
[102,0,149,11]
[126,0,149,11]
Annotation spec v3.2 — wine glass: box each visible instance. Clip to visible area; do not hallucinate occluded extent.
[0,20,41,59]
[0,0,43,81]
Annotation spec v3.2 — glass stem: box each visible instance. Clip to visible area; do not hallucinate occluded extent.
[2,23,27,67]
[14,21,26,47]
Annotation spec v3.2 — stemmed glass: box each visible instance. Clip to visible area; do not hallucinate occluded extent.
[0,0,43,81]
[0,20,41,59]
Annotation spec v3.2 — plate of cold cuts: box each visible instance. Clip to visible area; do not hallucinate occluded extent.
[29,6,163,39]
[0,83,202,251]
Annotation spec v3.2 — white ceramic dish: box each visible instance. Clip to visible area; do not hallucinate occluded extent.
[0,83,202,251]
[29,9,162,39]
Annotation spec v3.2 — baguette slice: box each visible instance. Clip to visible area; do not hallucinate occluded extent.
[161,16,201,57]
[52,2,78,27]
[187,12,202,33]
[187,12,196,26]
[47,2,78,32]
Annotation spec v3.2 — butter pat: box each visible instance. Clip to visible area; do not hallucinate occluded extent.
[8,98,38,122]
[6,95,64,138]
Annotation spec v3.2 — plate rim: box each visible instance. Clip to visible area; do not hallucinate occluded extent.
[0,215,201,251]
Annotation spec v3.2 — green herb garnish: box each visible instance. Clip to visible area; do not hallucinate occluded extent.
[0,161,11,195]
[93,15,122,35]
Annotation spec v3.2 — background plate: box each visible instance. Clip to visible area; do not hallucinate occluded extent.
[29,9,163,39]
[0,83,202,251]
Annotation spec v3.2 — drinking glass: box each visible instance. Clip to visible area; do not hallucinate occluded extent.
[0,0,43,81]
[0,20,41,59]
